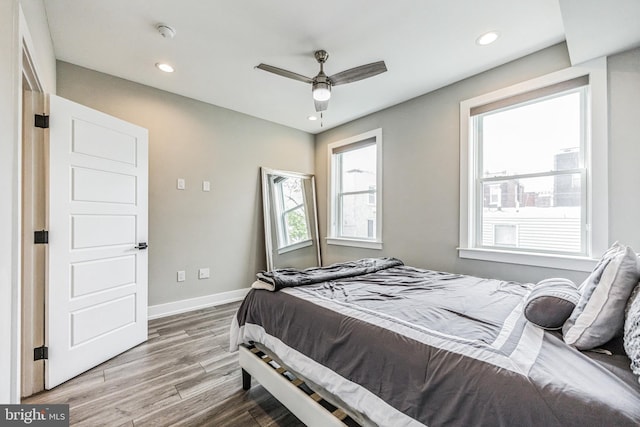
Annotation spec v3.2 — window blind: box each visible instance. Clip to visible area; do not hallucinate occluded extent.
[470,75,589,117]
[331,137,376,155]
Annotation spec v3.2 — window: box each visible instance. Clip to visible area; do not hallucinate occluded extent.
[273,176,311,250]
[489,185,502,208]
[328,128,382,249]
[477,82,587,254]
[493,224,518,247]
[459,59,608,271]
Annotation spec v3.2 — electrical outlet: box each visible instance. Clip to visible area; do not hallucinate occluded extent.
[202,181,210,192]
[177,270,186,282]
[198,268,210,279]
[177,178,185,190]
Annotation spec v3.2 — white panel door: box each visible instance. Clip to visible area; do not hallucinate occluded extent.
[46,95,148,388]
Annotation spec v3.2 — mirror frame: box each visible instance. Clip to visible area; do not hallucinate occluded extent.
[261,167,321,271]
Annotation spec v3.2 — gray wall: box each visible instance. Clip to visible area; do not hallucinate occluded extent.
[608,48,640,248]
[57,61,314,306]
[315,43,640,285]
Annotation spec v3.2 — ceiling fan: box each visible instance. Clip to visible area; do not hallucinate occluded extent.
[256,50,387,112]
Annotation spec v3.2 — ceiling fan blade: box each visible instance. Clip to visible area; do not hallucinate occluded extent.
[329,61,387,86]
[314,98,329,112]
[255,64,313,84]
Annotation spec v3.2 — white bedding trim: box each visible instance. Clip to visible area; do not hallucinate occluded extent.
[234,322,425,427]
[509,322,545,375]
[250,280,274,291]
[491,290,531,350]
[286,287,534,375]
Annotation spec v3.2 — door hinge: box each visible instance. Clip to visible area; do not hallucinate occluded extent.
[34,114,49,129]
[34,230,49,244]
[34,346,48,361]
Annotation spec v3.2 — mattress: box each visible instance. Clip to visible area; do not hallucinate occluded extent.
[231,263,640,426]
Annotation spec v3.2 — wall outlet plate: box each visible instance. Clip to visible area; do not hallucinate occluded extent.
[177,270,186,282]
[177,178,185,190]
[198,268,210,279]
[203,181,210,192]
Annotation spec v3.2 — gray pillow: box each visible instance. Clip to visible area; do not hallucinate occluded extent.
[563,242,640,350]
[624,284,640,383]
[524,278,579,330]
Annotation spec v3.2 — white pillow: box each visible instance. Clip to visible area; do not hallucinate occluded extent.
[563,242,640,350]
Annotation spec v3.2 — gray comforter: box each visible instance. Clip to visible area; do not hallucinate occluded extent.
[231,263,640,426]
[255,257,403,291]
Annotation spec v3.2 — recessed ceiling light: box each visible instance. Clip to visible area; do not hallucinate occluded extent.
[155,63,174,73]
[307,115,318,121]
[476,31,499,46]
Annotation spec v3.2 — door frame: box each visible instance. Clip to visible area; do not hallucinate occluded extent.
[19,9,46,398]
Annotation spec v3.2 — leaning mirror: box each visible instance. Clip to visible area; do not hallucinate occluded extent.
[261,167,321,271]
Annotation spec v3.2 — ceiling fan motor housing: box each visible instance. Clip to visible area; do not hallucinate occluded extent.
[314,50,329,64]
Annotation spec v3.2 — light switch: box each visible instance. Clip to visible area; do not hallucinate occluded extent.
[198,268,210,279]
[202,181,210,192]
[177,178,185,190]
[177,270,186,282]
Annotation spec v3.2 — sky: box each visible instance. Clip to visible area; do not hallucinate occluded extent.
[481,90,582,179]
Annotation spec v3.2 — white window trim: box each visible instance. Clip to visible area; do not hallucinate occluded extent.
[277,239,313,255]
[459,57,608,272]
[325,237,383,250]
[327,128,383,249]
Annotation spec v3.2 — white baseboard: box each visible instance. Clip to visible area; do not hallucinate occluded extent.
[148,288,250,320]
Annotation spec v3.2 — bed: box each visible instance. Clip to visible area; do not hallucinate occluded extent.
[230,256,640,426]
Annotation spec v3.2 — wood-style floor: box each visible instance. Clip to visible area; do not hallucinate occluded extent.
[23,301,304,426]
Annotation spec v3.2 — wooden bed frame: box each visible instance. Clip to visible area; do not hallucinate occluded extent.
[239,344,361,427]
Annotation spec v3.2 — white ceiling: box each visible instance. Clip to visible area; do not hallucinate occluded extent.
[42,1,638,134]
[559,0,640,65]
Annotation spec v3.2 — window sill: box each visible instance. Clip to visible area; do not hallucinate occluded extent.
[457,247,598,272]
[327,237,383,250]
[277,239,313,255]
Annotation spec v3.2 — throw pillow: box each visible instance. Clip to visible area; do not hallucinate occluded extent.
[524,278,579,330]
[624,284,640,383]
[563,243,640,350]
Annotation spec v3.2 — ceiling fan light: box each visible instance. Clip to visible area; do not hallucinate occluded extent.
[312,82,331,101]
